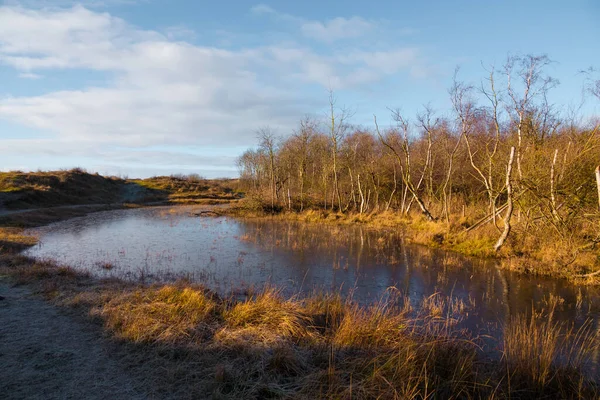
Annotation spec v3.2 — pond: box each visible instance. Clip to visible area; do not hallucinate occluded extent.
[23,206,600,350]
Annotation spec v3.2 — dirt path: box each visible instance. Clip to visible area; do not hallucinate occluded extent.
[0,281,148,400]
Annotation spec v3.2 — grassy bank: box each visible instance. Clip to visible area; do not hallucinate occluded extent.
[0,202,598,398]
[1,253,598,399]
[5,168,597,283]
[131,175,242,204]
[0,169,242,212]
[0,169,127,209]
[227,200,600,283]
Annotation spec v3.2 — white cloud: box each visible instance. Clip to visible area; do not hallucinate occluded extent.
[0,6,302,149]
[164,25,197,41]
[4,0,145,8]
[0,5,160,72]
[0,5,427,174]
[250,4,276,16]
[18,72,42,79]
[301,17,373,43]
[251,4,388,43]
[250,3,300,24]
[341,48,419,75]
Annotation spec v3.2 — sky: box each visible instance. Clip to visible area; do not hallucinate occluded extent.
[0,0,599,178]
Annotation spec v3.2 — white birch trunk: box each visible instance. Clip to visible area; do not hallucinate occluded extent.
[494,147,516,252]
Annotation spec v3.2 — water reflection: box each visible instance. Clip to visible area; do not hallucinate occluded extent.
[24,206,600,342]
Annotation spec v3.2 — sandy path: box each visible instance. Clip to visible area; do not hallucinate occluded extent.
[0,282,149,400]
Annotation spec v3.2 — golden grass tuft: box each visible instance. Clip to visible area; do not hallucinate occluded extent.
[100,285,217,344]
[302,291,345,333]
[1,255,599,399]
[219,288,312,345]
[333,301,409,348]
[0,227,38,253]
[502,302,599,397]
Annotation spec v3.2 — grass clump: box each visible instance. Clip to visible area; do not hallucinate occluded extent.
[502,303,599,398]
[99,285,217,344]
[332,301,409,348]
[220,288,312,345]
[0,227,38,253]
[1,255,598,399]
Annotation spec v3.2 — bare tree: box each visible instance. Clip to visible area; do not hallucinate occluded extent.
[480,65,504,226]
[593,78,600,212]
[328,89,351,211]
[445,70,478,222]
[292,117,317,212]
[495,147,516,251]
[412,105,436,213]
[375,114,435,220]
[596,165,600,211]
[258,127,278,211]
[504,54,557,180]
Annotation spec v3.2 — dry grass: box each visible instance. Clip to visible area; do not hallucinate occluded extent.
[0,227,38,252]
[132,175,242,204]
[0,169,241,214]
[228,201,600,283]
[332,300,410,348]
[99,285,218,344]
[1,255,597,399]
[0,192,598,398]
[0,169,125,209]
[219,288,313,345]
[502,302,599,398]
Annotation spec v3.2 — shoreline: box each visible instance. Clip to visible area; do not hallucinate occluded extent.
[1,254,598,399]
[3,199,597,286]
[225,205,600,285]
[0,203,599,398]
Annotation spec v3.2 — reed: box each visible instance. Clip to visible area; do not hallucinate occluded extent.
[502,302,599,398]
[2,255,597,399]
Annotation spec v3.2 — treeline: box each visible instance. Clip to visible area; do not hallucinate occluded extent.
[238,55,600,259]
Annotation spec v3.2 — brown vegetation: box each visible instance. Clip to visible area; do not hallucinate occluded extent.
[0,200,598,398]
[0,169,241,215]
[0,254,597,399]
[131,175,242,204]
[237,55,600,279]
[0,168,125,209]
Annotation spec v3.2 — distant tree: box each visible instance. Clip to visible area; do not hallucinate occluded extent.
[328,89,352,211]
[258,127,278,211]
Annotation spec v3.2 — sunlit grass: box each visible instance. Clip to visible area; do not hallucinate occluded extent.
[502,302,599,397]
[1,255,597,399]
[100,286,217,344]
[0,227,38,253]
[0,183,598,398]
[229,200,600,283]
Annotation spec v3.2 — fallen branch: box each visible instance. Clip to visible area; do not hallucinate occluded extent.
[466,203,509,232]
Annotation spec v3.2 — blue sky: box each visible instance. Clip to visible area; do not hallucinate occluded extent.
[0,0,599,178]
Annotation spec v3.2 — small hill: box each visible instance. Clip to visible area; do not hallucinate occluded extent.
[131,175,242,204]
[0,169,242,210]
[0,169,126,210]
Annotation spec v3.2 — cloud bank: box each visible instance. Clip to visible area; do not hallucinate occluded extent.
[0,4,424,177]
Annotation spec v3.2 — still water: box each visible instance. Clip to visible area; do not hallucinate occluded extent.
[24,206,600,342]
